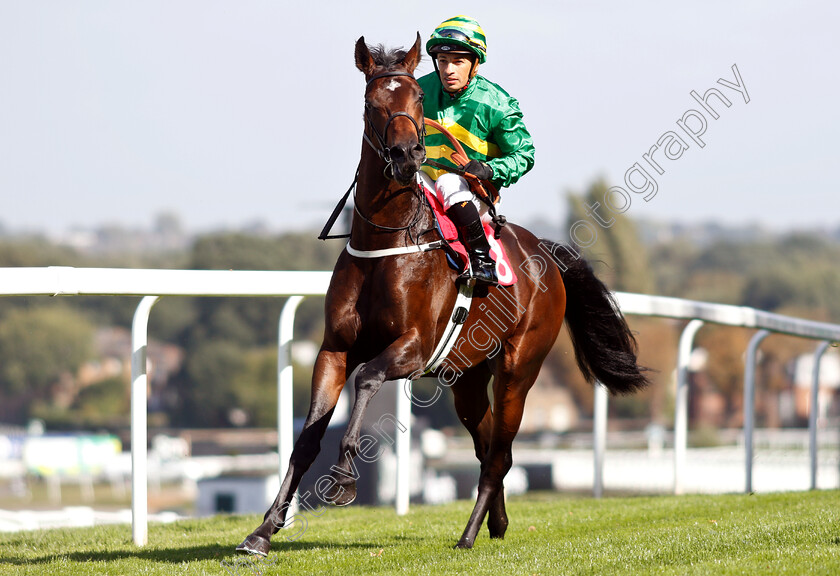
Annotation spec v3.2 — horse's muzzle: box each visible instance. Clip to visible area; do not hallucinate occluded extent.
[388,142,425,184]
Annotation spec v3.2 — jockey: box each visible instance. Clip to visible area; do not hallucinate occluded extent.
[418,15,535,286]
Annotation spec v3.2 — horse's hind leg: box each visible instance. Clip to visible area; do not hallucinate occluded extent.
[324,331,425,506]
[452,364,508,539]
[236,349,347,556]
[455,365,538,549]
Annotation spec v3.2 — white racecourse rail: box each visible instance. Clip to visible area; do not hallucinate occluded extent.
[1,267,839,546]
[1,267,329,546]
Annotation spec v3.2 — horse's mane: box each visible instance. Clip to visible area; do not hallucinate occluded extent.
[368,44,422,70]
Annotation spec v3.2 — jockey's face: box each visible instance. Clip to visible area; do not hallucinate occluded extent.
[435,53,478,93]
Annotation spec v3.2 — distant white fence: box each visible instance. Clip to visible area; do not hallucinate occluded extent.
[1,267,330,546]
[0,506,182,533]
[1,267,839,546]
[611,293,840,497]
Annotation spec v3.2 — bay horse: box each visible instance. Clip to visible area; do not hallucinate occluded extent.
[237,34,647,555]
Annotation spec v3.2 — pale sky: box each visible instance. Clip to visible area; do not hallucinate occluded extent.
[1,1,837,234]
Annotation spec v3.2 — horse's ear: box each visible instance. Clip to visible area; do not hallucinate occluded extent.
[355,36,376,77]
[399,32,423,74]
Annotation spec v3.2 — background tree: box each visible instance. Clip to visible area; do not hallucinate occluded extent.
[564,180,655,294]
[2,211,839,432]
[557,180,661,420]
[650,233,840,322]
[0,306,95,423]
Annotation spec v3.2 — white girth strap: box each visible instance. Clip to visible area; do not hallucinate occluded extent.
[345,241,443,259]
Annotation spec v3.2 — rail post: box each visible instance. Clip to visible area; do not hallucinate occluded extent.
[593,383,608,498]
[278,296,304,519]
[743,329,770,493]
[396,378,412,515]
[674,319,704,494]
[809,341,832,489]
[130,295,160,546]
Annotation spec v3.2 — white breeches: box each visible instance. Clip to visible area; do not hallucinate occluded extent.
[417,171,497,223]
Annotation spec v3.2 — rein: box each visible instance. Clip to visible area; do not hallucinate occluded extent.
[318,168,427,240]
[424,118,507,239]
[352,181,425,236]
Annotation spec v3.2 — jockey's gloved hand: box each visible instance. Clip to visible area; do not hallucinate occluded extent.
[463,160,493,181]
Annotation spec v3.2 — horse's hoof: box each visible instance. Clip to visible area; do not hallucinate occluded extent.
[488,520,508,539]
[454,538,474,549]
[324,480,357,507]
[331,485,357,506]
[235,534,270,557]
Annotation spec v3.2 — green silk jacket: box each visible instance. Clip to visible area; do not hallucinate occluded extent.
[418,72,535,190]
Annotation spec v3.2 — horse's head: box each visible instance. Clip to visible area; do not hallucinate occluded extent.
[355,34,425,186]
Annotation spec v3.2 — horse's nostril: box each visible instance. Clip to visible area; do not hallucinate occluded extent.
[389,146,406,162]
[409,144,425,162]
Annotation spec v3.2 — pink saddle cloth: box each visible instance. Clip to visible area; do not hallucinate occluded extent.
[420,185,518,286]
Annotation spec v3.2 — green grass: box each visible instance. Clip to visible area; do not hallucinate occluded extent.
[1,491,839,575]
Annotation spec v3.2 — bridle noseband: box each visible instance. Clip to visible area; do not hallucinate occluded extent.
[362,71,426,179]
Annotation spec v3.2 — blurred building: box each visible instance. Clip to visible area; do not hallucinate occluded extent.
[789,350,840,422]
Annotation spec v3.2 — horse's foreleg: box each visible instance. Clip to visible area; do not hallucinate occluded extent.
[236,349,347,556]
[324,331,424,506]
[451,366,508,539]
[455,370,534,549]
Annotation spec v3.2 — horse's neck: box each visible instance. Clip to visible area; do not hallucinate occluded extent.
[355,158,393,209]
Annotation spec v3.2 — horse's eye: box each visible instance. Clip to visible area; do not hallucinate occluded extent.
[418,92,425,102]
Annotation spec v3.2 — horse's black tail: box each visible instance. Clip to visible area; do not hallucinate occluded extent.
[543,240,650,395]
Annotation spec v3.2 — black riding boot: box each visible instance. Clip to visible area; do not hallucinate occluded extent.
[447,202,498,286]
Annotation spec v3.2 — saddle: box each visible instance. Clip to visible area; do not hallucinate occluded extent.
[417,175,517,287]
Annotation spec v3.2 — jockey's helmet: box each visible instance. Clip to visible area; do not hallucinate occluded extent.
[426,15,487,64]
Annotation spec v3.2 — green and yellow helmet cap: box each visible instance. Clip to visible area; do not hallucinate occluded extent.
[426,15,487,64]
